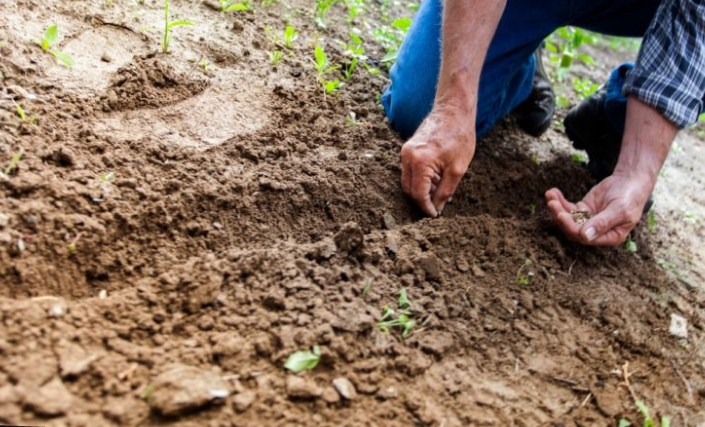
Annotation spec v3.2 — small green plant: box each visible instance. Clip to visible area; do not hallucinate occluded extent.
[516,258,534,285]
[37,24,74,68]
[378,288,417,338]
[573,77,599,99]
[219,0,251,12]
[198,58,211,72]
[162,0,194,53]
[270,50,283,65]
[312,45,341,94]
[571,152,588,164]
[15,102,26,121]
[647,209,656,233]
[374,17,412,67]
[284,345,321,373]
[283,25,297,49]
[314,0,338,27]
[624,235,637,253]
[4,149,24,176]
[545,27,596,81]
[343,0,365,23]
[618,401,670,427]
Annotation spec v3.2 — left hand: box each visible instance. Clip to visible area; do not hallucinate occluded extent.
[545,172,654,246]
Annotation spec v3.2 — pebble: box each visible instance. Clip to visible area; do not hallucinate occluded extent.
[321,386,340,404]
[417,253,441,282]
[232,390,256,412]
[471,264,486,278]
[285,376,322,399]
[0,212,9,228]
[150,364,229,416]
[669,314,688,339]
[24,377,73,416]
[332,377,357,400]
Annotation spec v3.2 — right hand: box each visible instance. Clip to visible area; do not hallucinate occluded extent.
[400,108,476,217]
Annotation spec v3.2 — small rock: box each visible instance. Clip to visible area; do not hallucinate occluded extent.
[101,53,113,63]
[24,377,73,416]
[0,212,9,228]
[376,385,398,400]
[232,390,255,412]
[416,253,441,282]
[285,376,322,399]
[150,364,229,417]
[334,222,364,254]
[48,302,65,318]
[321,386,340,404]
[385,233,399,256]
[456,258,470,272]
[669,314,688,339]
[382,212,398,230]
[57,341,99,378]
[332,377,357,400]
[471,264,486,278]
[417,331,455,356]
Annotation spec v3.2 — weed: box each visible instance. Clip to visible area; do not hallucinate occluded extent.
[14,102,35,124]
[344,0,365,23]
[219,0,251,13]
[378,288,417,338]
[162,0,194,54]
[283,25,297,49]
[361,280,372,296]
[545,27,596,81]
[516,258,534,285]
[375,17,411,67]
[198,58,211,72]
[341,32,367,79]
[573,77,599,99]
[284,345,321,373]
[37,24,74,68]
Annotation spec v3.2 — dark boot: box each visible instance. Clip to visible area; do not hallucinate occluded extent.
[564,89,654,212]
[514,45,556,137]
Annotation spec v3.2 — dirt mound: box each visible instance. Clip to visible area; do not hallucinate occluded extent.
[103,54,209,111]
[0,0,703,426]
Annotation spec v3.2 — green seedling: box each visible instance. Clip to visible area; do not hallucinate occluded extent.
[516,258,533,285]
[198,58,211,72]
[618,401,670,427]
[378,288,417,338]
[219,0,251,12]
[361,280,372,296]
[314,0,338,27]
[573,77,599,99]
[4,149,24,176]
[283,25,297,49]
[270,50,283,65]
[374,17,412,68]
[647,209,656,233]
[37,24,74,68]
[284,345,321,373]
[15,102,26,121]
[141,384,154,405]
[545,27,596,81]
[162,0,194,53]
[344,0,365,23]
[312,45,341,94]
[571,152,588,164]
[624,235,637,253]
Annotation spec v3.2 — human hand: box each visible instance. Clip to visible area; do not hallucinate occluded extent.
[400,109,476,217]
[545,172,654,246]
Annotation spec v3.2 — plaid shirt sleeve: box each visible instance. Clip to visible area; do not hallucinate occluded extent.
[622,0,705,129]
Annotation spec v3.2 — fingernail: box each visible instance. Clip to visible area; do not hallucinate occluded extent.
[584,227,597,241]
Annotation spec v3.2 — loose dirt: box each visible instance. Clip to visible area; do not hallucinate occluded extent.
[0,1,703,426]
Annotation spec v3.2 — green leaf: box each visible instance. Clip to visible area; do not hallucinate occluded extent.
[398,288,411,309]
[559,51,574,69]
[224,2,249,12]
[391,17,411,32]
[5,149,24,175]
[15,103,26,121]
[314,45,327,71]
[44,24,59,48]
[324,79,340,93]
[617,419,632,427]
[647,209,656,233]
[660,416,670,427]
[284,347,321,373]
[624,238,637,254]
[167,19,194,30]
[51,50,74,68]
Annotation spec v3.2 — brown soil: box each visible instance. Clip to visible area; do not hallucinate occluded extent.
[0,1,703,426]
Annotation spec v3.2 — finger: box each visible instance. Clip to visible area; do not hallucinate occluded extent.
[431,172,441,185]
[410,170,438,217]
[580,206,633,246]
[401,156,412,195]
[432,167,464,214]
[545,188,577,213]
[547,200,582,240]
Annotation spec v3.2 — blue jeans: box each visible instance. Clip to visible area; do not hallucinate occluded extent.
[382,0,661,139]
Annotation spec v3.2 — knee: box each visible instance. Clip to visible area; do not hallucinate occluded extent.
[382,81,432,140]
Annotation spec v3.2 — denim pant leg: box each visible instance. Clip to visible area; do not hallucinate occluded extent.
[381,0,662,140]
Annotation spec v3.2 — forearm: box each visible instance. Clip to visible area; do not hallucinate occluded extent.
[434,0,506,118]
[614,96,678,187]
